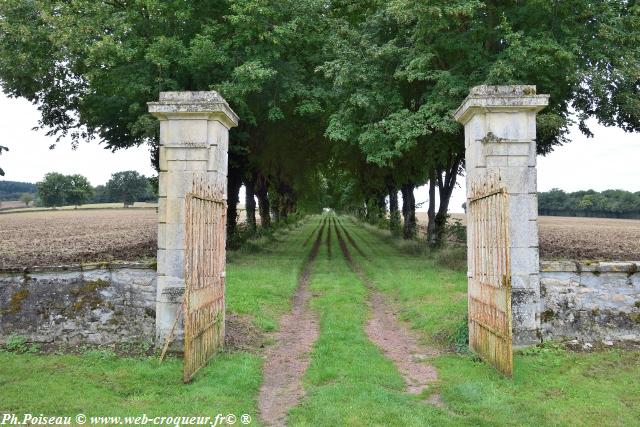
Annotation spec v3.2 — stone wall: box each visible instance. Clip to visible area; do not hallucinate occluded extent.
[0,262,156,345]
[540,261,640,344]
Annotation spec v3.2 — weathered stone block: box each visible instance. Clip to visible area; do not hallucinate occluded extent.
[540,260,578,272]
[164,224,185,250]
[508,194,538,222]
[164,197,185,224]
[510,219,538,248]
[166,119,209,146]
[507,155,529,167]
[486,155,509,167]
[510,247,539,276]
[162,249,185,278]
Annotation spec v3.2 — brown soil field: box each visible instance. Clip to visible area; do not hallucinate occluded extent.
[0,209,157,269]
[0,200,27,210]
[2,209,638,268]
[417,212,640,261]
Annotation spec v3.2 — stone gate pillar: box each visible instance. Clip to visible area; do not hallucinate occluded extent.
[454,85,549,346]
[148,92,238,345]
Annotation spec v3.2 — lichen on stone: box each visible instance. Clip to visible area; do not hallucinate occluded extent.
[2,289,29,314]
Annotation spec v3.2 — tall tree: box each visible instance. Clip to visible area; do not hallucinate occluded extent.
[106,171,150,207]
[66,174,93,207]
[36,172,70,207]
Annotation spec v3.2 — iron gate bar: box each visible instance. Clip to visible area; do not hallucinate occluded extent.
[183,191,227,383]
[467,182,513,377]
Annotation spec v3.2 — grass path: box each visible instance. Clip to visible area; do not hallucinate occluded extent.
[288,215,459,426]
[258,218,324,425]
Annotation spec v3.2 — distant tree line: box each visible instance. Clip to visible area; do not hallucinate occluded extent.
[33,170,156,208]
[0,180,37,201]
[539,189,640,219]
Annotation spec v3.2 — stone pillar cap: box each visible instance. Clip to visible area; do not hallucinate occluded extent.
[454,85,549,125]
[148,91,239,128]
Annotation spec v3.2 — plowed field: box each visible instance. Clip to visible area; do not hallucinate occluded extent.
[0,209,156,268]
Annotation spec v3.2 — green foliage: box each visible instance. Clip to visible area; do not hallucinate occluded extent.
[539,188,640,218]
[4,334,39,354]
[66,174,93,206]
[444,217,466,243]
[36,172,70,207]
[105,171,151,207]
[432,245,468,272]
[452,316,471,355]
[19,192,33,207]
[0,0,639,239]
[35,172,96,207]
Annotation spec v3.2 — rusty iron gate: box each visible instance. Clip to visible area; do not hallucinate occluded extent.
[467,175,513,376]
[183,179,227,383]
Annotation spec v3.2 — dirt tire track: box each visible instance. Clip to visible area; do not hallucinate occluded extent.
[335,217,367,258]
[258,219,325,426]
[334,221,443,405]
[301,217,323,248]
[326,217,332,259]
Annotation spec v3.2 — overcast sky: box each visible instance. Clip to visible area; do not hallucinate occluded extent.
[0,92,638,211]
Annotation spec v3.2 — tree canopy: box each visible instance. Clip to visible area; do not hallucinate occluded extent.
[105,170,152,207]
[0,0,638,241]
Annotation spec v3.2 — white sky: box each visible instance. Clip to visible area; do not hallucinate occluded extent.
[0,93,155,186]
[0,92,638,209]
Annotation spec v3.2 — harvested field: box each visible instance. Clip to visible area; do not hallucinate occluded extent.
[537,216,640,261]
[417,212,640,261]
[0,209,157,268]
[0,200,27,210]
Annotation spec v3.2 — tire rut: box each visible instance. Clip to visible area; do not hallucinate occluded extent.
[335,217,367,258]
[334,221,443,405]
[258,220,325,426]
[327,217,333,259]
[302,217,323,247]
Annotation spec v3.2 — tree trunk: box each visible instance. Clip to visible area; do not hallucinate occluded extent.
[433,156,462,246]
[401,183,416,239]
[375,193,386,223]
[426,174,437,246]
[226,164,243,238]
[245,174,257,233]
[256,178,271,229]
[388,187,400,236]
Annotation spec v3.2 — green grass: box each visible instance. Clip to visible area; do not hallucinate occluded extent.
[436,349,640,426]
[339,217,468,346]
[0,351,260,416]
